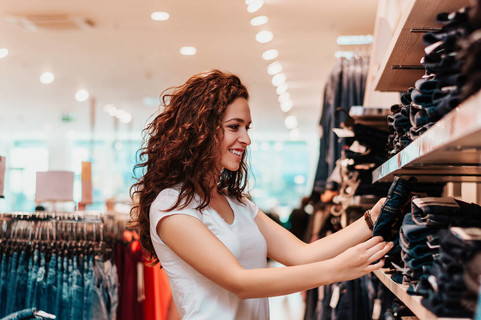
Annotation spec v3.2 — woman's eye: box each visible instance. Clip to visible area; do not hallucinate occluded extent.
[246,126,251,131]
[228,125,239,130]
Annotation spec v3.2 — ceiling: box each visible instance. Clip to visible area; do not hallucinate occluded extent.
[0,0,378,141]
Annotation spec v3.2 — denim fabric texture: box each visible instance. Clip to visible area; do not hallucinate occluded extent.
[14,251,27,312]
[373,176,415,241]
[5,251,19,315]
[0,308,36,320]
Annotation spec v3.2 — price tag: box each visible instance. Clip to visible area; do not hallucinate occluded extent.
[0,157,5,198]
[81,162,93,204]
[329,284,340,309]
[35,171,74,202]
[372,299,381,320]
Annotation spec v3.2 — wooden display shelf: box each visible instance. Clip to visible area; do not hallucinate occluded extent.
[373,0,470,92]
[372,90,481,183]
[373,269,470,320]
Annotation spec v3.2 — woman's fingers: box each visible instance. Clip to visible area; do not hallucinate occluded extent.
[367,258,385,272]
[367,242,393,264]
[360,236,384,249]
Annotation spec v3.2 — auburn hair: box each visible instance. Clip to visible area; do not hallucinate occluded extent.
[130,70,250,265]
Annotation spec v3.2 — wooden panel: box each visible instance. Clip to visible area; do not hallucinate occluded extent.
[374,0,471,92]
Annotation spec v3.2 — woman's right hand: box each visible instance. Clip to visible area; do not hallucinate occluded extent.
[331,236,393,282]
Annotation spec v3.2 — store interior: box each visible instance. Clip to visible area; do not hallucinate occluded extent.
[2,0,481,319]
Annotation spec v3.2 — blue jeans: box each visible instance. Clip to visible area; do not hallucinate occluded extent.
[5,251,19,315]
[71,257,84,320]
[45,253,57,315]
[34,252,47,310]
[0,252,7,316]
[14,251,28,312]
[26,250,39,308]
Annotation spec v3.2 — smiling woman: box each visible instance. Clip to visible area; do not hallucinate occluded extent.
[129,69,391,320]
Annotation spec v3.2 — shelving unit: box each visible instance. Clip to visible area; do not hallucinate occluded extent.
[372,90,481,183]
[373,269,470,320]
[373,0,470,92]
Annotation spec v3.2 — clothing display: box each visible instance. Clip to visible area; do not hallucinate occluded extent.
[149,187,269,320]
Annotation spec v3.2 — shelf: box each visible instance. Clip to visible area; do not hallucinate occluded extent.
[372,90,481,183]
[373,0,470,92]
[373,269,470,320]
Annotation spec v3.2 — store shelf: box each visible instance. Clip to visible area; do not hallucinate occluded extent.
[373,0,470,92]
[373,269,470,320]
[373,91,481,183]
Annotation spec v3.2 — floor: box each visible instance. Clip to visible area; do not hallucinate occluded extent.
[267,261,305,320]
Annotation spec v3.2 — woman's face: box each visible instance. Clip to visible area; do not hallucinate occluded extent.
[219,97,252,172]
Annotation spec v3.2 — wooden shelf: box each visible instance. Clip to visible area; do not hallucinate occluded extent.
[372,90,481,183]
[373,0,470,92]
[373,269,470,320]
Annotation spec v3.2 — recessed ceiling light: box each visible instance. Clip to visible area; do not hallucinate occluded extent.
[267,61,282,75]
[39,72,54,84]
[278,92,291,104]
[75,89,89,102]
[103,104,117,116]
[250,16,268,26]
[247,1,264,13]
[280,100,293,112]
[284,115,298,129]
[151,12,170,21]
[271,73,286,87]
[276,83,288,95]
[180,46,197,56]
[262,49,278,60]
[256,31,273,43]
[0,48,8,59]
[336,35,373,45]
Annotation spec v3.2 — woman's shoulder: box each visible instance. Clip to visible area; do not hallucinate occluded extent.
[151,186,195,212]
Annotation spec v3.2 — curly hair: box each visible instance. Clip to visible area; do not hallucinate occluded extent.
[130,70,250,265]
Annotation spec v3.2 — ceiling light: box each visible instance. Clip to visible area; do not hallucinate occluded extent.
[267,61,282,75]
[271,73,286,87]
[336,35,373,45]
[103,104,117,116]
[289,128,300,140]
[247,1,264,13]
[276,83,288,95]
[280,100,293,112]
[0,48,8,59]
[39,72,54,84]
[256,31,273,43]
[262,49,278,60]
[294,175,306,185]
[151,12,170,21]
[278,92,291,104]
[285,115,298,129]
[117,109,133,123]
[75,89,89,102]
[250,16,268,26]
[180,46,197,55]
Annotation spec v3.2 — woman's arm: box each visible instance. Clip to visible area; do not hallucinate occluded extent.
[157,211,391,299]
[255,198,385,266]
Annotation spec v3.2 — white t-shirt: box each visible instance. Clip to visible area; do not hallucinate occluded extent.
[150,188,269,320]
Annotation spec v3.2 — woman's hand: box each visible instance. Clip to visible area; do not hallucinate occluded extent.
[331,236,393,282]
[369,197,386,224]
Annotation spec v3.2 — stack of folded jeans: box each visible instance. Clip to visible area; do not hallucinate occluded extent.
[386,6,479,156]
[420,227,481,317]
[398,213,440,289]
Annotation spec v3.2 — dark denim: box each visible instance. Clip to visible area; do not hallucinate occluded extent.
[26,250,39,308]
[0,252,7,316]
[0,308,37,320]
[14,251,27,312]
[373,176,416,241]
[71,257,84,320]
[34,252,47,310]
[5,251,19,315]
[45,253,57,315]
[59,256,70,320]
[411,196,481,227]
[55,254,63,317]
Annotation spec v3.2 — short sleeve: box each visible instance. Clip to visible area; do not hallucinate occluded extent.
[149,188,202,244]
[242,196,259,219]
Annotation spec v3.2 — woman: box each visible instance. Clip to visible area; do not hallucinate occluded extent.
[130,70,392,320]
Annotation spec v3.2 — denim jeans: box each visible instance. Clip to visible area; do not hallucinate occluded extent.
[14,251,28,312]
[26,250,39,308]
[5,251,19,315]
[0,252,7,316]
[34,252,47,310]
[0,308,37,320]
[373,176,416,241]
[71,257,84,320]
[45,253,57,315]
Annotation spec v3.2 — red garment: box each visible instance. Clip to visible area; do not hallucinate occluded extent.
[143,265,172,320]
